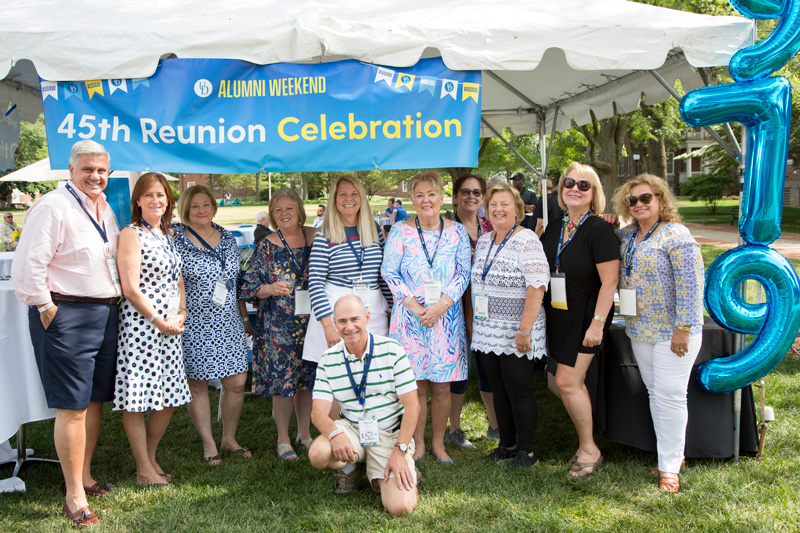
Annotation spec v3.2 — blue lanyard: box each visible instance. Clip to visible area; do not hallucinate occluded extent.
[623,219,661,276]
[277,228,307,278]
[454,213,482,251]
[342,334,374,412]
[184,225,233,289]
[481,223,518,282]
[345,232,365,271]
[415,216,444,269]
[141,219,180,284]
[555,211,591,272]
[65,183,108,243]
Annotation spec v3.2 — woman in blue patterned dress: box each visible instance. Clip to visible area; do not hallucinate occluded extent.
[613,174,704,494]
[381,171,471,464]
[173,185,254,465]
[240,188,317,461]
[115,172,191,487]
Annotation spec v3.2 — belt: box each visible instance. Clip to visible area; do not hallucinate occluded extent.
[50,292,121,305]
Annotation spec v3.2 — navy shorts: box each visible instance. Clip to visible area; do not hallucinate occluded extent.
[29,301,119,410]
[450,340,493,395]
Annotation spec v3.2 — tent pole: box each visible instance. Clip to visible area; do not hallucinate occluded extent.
[480,118,538,173]
[648,70,740,160]
[538,112,548,232]
[485,71,545,114]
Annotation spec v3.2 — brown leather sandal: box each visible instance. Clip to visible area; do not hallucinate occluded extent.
[658,473,680,494]
[650,460,686,478]
[62,503,99,529]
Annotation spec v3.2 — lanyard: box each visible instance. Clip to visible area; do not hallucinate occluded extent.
[342,335,374,413]
[415,216,444,269]
[184,224,230,284]
[142,219,180,284]
[454,213,482,251]
[481,223,518,282]
[345,233,365,271]
[277,228,308,278]
[623,219,661,276]
[555,211,591,272]
[65,183,108,243]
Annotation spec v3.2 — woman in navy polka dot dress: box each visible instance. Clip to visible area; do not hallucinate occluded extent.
[114,173,191,487]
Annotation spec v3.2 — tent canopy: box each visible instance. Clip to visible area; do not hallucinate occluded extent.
[0,158,177,182]
[0,0,752,136]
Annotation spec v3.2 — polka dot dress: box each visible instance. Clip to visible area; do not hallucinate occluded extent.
[113,224,192,412]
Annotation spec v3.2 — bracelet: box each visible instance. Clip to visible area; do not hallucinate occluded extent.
[440,299,451,308]
[328,429,344,440]
[148,313,158,323]
[592,315,606,323]
[516,329,530,337]
[178,306,188,315]
[38,302,55,314]
[676,325,692,332]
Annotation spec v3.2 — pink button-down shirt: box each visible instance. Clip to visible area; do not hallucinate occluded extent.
[11,182,121,306]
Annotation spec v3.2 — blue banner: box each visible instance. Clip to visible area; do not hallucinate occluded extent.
[40,58,481,173]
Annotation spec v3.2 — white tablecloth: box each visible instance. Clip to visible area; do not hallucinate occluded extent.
[0,251,14,278]
[0,280,55,442]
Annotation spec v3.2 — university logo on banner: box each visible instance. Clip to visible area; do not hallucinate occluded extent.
[40,57,482,173]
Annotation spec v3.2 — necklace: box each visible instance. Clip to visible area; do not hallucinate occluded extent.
[562,213,579,238]
[418,218,440,231]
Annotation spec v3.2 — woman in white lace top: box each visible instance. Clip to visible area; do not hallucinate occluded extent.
[470,183,549,469]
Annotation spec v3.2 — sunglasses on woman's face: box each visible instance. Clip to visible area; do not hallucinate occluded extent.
[563,178,591,192]
[626,193,658,207]
[459,188,482,197]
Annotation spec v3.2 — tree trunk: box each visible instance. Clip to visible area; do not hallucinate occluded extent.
[576,108,628,212]
[300,172,308,201]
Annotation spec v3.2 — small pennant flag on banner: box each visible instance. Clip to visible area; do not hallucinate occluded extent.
[86,80,104,99]
[419,77,436,96]
[462,82,480,102]
[40,81,58,101]
[132,78,150,90]
[441,79,458,100]
[374,67,394,85]
[395,73,415,91]
[108,79,128,95]
[64,82,83,100]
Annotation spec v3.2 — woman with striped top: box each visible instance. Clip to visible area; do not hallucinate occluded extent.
[303,175,393,365]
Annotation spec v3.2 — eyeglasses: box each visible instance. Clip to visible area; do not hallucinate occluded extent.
[563,178,592,192]
[458,188,482,197]
[626,193,659,207]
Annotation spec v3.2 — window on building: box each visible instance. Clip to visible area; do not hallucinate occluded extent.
[187,181,196,188]
[401,181,407,192]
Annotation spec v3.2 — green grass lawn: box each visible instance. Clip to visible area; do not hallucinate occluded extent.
[677,198,800,235]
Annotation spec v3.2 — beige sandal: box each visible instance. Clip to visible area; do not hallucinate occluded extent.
[570,455,603,478]
[276,442,297,460]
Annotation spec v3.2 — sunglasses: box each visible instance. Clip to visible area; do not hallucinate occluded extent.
[458,188,482,197]
[626,193,659,207]
[563,178,592,192]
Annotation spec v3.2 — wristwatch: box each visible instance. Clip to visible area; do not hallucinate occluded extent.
[394,442,409,454]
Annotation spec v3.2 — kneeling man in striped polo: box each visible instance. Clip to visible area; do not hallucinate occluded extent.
[309,295,420,516]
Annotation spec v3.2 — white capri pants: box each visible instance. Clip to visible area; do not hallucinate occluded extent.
[630,334,702,474]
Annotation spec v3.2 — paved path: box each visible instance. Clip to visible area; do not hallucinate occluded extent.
[686,223,800,260]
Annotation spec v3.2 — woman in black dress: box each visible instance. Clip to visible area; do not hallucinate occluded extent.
[541,162,619,478]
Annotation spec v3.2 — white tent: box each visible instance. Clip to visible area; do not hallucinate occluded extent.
[0,158,178,182]
[0,0,752,137]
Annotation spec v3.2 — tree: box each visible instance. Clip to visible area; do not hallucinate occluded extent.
[681,171,738,214]
[574,106,629,209]
[358,170,398,199]
[0,114,55,202]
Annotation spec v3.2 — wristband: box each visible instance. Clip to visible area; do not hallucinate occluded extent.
[148,313,158,323]
[516,329,530,337]
[676,325,691,332]
[328,429,344,440]
[38,302,55,314]
[592,315,605,323]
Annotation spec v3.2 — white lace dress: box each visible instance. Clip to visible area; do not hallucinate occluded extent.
[470,229,549,360]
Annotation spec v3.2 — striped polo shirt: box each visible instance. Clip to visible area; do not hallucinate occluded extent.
[313,333,417,431]
[309,225,392,320]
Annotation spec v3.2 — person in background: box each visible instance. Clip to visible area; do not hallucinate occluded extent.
[612,174,704,494]
[1,212,20,251]
[445,174,499,448]
[11,140,119,528]
[382,171,471,464]
[240,188,317,461]
[385,198,396,218]
[533,178,564,238]
[471,183,549,468]
[173,185,254,466]
[255,210,272,243]
[540,162,619,478]
[115,172,191,487]
[225,190,232,206]
[313,205,325,228]
[510,173,537,229]
[391,200,408,223]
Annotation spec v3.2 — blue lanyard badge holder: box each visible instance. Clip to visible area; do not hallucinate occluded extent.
[343,338,379,446]
[619,220,661,316]
[416,217,444,306]
[142,219,181,317]
[347,238,371,310]
[65,184,120,288]
[277,229,311,316]
[551,212,592,310]
[474,223,518,320]
[185,225,231,309]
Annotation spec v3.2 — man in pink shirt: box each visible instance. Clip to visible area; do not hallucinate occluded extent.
[11,140,121,529]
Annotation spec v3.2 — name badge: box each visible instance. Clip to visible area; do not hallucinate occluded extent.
[212,279,228,308]
[105,253,120,286]
[353,282,371,310]
[294,289,311,316]
[424,279,441,306]
[550,273,568,310]
[474,292,489,320]
[619,288,638,316]
[358,415,379,447]
[167,293,180,317]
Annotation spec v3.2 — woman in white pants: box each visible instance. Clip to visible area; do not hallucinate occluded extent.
[613,174,704,494]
